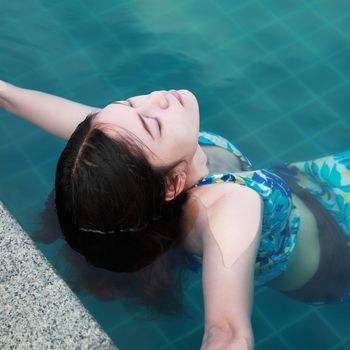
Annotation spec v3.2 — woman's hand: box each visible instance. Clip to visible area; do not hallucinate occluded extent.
[200,335,250,350]
[0,80,9,109]
[200,327,252,350]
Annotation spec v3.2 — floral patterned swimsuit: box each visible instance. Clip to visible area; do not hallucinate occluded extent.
[190,131,301,286]
[190,130,350,303]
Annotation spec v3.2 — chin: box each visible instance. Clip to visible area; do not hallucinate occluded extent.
[179,89,199,112]
[178,89,196,99]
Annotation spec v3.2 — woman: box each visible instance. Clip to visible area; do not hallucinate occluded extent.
[1,80,350,350]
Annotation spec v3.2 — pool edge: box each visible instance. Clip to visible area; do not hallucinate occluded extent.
[0,200,119,349]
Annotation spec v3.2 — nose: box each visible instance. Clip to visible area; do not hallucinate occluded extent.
[139,91,169,111]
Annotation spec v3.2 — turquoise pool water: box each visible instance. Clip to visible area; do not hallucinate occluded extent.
[1,0,350,349]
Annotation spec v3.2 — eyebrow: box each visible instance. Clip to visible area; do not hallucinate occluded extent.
[111,101,155,140]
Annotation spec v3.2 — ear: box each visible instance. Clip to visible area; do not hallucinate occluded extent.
[165,171,187,201]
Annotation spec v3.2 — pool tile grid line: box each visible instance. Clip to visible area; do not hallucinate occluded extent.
[128,15,347,141]
[0,154,56,192]
[2,128,348,348]
[245,95,350,161]
[201,40,350,123]
[1,3,348,350]
[253,306,342,350]
[6,6,348,97]
[209,29,349,107]
[3,22,111,92]
[248,5,349,86]
[202,71,348,147]
[106,285,204,345]
[159,342,177,350]
[215,0,318,19]
[3,64,347,185]
[107,279,205,350]
[7,0,348,96]
[3,140,348,349]
[6,0,182,90]
[207,77,350,155]
[6,195,51,228]
[250,84,350,160]
[137,0,315,41]
[189,3,349,68]
[234,10,349,90]
[6,12,348,118]
[191,45,350,150]
[0,126,58,155]
[0,161,52,199]
[95,0,261,33]
[264,118,349,165]
[0,201,118,350]
[214,48,350,137]
[329,337,350,350]
[106,283,350,350]
[109,319,182,350]
[254,302,316,338]
[297,4,350,42]
[306,0,350,29]
[0,128,38,152]
[309,308,348,348]
[251,117,348,168]
[3,108,347,227]
[0,126,56,194]
[254,294,350,350]
[4,130,344,346]
[137,9,344,90]
[112,317,176,350]
[157,286,300,350]
[265,0,350,47]
[155,296,312,350]
[0,129,61,185]
[156,320,204,350]
[199,11,350,88]
[2,4,348,215]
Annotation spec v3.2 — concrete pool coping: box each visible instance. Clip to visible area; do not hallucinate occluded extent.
[0,201,118,350]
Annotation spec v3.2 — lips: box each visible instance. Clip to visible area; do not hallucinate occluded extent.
[169,90,183,106]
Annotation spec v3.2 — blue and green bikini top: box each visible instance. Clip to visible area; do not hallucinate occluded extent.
[190,131,301,286]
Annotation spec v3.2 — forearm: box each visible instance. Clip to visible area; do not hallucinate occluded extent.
[0,81,100,140]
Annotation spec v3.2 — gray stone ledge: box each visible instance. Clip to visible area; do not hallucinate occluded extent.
[0,201,118,350]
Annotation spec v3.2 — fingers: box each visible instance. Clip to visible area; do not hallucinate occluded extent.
[0,80,8,92]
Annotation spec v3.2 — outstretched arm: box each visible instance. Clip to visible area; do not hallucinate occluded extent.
[0,80,101,140]
[197,185,263,350]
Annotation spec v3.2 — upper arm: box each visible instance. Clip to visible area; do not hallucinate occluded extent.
[0,82,102,140]
[56,104,101,140]
[201,185,263,335]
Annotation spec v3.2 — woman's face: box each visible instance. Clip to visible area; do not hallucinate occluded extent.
[95,89,200,171]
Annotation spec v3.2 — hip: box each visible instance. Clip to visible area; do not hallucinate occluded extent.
[267,192,320,291]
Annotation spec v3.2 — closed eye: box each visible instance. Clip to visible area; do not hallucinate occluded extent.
[111,100,162,137]
[126,99,162,136]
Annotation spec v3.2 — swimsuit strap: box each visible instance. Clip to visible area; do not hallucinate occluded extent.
[190,131,254,190]
[198,131,253,171]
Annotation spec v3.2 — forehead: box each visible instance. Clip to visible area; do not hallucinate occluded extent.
[93,103,156,154]
[98,102,132,120]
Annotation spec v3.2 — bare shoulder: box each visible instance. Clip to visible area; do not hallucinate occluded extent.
[182,183,263,256]
[187,182,262,217]
[187,181,257,209]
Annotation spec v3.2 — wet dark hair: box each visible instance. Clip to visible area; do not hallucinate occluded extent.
[33,112,201,316]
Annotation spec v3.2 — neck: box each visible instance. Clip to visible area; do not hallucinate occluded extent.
[185,144,209,191]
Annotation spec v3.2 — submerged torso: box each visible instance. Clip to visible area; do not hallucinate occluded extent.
[182,131,320,289]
